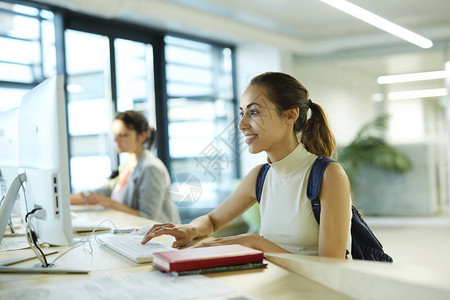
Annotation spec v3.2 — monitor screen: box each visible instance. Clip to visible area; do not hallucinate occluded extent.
[0,107,19,168]
[0,107,19,209]
[0,75,73,247]
[0,106,20,243]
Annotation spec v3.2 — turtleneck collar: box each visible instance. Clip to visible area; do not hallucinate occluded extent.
[268,143,317,177]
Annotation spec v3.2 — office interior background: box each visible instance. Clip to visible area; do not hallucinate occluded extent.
[1,0,450,225]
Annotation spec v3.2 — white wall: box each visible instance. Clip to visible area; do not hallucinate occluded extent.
[290,59,379,146]
[235,43,282,176]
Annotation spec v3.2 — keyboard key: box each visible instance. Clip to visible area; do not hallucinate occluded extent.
[97,234,175,263]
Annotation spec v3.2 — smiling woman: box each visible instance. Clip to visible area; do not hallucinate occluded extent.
[140,72,352,259]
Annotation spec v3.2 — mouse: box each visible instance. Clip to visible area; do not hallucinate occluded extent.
[129,224,153,235]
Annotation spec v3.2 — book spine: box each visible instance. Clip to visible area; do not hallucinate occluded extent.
[168,253,264,272]
[171,262,267,276]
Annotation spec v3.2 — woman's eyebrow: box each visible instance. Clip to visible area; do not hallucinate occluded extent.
[239,102,262,110]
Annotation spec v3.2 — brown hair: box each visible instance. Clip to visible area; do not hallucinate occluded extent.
[115,110,156,150]
[249,72,336,157]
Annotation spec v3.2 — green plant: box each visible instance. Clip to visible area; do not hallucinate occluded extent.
[337,114,412,185]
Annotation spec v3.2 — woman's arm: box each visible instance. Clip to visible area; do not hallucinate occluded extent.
[70,193,84,204]
[195,233,292,253]
[141,164,265,248]
[318,162,351,258]
[82,193,140,215]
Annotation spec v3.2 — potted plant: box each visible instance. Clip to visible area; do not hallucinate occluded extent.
[338,114,412,188]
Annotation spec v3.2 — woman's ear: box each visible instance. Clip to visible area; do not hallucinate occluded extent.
[284,107,299,125]
[138,131,148,144]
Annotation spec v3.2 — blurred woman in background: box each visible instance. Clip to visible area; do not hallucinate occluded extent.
[71,110,180,223]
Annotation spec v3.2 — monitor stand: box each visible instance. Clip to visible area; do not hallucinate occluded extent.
[0,174,89,274]
[0,173,26,245]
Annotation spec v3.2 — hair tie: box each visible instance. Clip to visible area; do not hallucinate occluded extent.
[308,99,313,109]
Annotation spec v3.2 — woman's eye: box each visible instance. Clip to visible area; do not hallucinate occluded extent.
[239,112,244,118]
[249,110,258,116]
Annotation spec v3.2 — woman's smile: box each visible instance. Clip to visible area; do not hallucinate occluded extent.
[244,133,258,144]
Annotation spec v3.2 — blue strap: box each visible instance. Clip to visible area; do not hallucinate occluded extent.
[255,163,271,203]
[255,156,335,211]
[306,156,336,224]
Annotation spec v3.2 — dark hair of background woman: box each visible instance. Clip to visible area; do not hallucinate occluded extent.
[115,110,156,150]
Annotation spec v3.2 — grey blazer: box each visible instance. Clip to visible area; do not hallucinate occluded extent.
[95,150,180,223]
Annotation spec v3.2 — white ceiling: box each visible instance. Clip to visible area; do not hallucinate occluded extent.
[35,0,450,57]
[168,0,450,55]
[33,0,450,78]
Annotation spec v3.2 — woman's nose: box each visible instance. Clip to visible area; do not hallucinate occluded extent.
[238,114,248,131]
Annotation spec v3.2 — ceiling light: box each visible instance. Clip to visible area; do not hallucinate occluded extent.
[387,88,448,100]
[319,0,433,49]
[377,70,448,84]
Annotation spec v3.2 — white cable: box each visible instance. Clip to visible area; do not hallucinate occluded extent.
[50,219,125,265]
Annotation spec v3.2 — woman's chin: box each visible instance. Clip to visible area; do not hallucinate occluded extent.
[247,145,263,154]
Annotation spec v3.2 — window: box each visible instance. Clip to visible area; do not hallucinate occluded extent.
[114,38,158,164]
[0,1,237,222]
[65,29,113,192]
[0,2,55,111]
[64,29,158,193]
[165,36,238,220]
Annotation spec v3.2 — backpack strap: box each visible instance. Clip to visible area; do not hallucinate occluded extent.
[255,163,271,203]
[306,156,336,224]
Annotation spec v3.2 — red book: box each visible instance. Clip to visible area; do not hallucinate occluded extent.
[152,244,264,272]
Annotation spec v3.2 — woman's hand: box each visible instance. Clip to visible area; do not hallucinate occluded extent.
[141,223,198,248]
[83,193,113,207]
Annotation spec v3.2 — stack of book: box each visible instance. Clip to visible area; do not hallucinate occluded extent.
[152,244,266,276]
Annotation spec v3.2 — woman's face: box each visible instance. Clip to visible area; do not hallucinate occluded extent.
[112,119,144,154]
[238,85,294,156]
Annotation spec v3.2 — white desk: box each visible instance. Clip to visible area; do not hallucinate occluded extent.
[0,209,349,299]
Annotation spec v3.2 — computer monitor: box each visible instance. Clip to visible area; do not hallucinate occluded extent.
[18,74,73,247]
[0,107,20,242]
[0,107,20,230]
[0,107,19,198]
[0,75,73,255]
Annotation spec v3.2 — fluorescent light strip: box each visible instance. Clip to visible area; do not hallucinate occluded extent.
[388,88,448,100]
[377,70,448,84]
[319,0,433,49]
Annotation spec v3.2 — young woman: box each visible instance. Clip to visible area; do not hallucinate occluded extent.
[141,72,351,258]
[71,110,180,223]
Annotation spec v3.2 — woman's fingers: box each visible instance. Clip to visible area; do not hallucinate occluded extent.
[140,223,183,245]
[141,224,164,244]
[172,236,191,248]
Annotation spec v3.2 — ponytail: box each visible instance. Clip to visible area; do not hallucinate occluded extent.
[146,127,157,150]
[300,101,336,158]
[249,72,336,158]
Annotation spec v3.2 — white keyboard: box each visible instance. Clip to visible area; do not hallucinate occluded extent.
[97,234,174,263]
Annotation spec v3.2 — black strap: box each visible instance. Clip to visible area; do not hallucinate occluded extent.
[306,156,336,224]
[255,163,271,203]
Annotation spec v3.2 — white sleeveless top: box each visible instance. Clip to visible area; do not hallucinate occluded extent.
[259,143,352,256]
